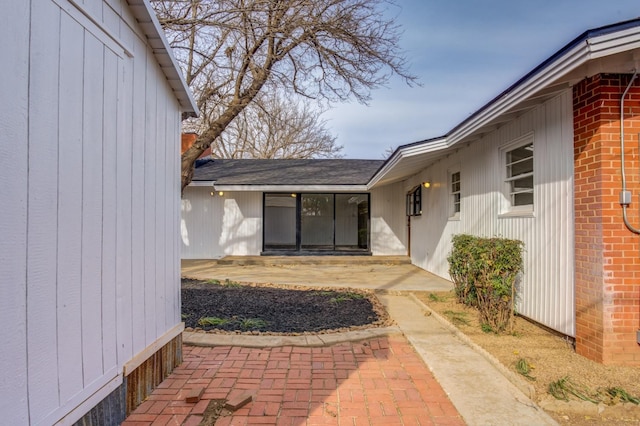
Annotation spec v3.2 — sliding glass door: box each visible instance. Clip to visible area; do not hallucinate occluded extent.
[263,193,370,253]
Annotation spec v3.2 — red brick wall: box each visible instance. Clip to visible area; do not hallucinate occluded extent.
[573,74,640,365]
[181,133,211,158]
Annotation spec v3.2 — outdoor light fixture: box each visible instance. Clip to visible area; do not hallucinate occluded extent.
[218,191,224,196]
[210,191,215,197]
[422,182,431,188]
[291,193,297,198]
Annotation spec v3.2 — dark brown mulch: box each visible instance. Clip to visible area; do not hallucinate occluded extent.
[181,278,390,334]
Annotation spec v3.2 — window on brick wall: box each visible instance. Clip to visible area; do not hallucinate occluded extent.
[502,134,534,213]
[450,170,461,218]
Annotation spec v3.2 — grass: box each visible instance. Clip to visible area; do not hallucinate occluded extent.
[442,310,470,326]
[238,318,268,330]
[329,292,365,303]
[205,278,241,287]
[198,317,232,327]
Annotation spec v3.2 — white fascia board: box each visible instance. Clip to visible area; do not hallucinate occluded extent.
[128,0,199,115]
[368,137,447,188]
[213,185,370,192]
[588,26,640,58]
[189,181,216,187]
[446,44,589,145]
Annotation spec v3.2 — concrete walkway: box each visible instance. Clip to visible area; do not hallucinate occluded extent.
[125,257,557,425]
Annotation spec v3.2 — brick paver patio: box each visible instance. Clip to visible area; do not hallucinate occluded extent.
[122,335,464,425]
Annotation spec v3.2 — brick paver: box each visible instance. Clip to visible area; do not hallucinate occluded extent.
[122,336,464,425]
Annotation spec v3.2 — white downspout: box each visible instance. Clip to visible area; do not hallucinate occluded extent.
[618,70,640,234]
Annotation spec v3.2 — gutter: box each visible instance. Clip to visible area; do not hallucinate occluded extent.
[368,18,640,188]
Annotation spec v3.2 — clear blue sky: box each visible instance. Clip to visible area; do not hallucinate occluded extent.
[326,0,640,159]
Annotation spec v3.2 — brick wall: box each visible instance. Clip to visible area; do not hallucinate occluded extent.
[181,132,211,158]
[573,73,640,365]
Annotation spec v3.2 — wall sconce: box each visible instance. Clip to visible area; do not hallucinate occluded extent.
[290,193,297,198]
[210,191,215,197]
[422,182,431,188]
[218,191,224,196]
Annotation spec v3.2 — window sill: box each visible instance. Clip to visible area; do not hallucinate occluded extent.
[499,209,535,219]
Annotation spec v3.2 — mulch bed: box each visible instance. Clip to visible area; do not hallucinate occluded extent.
[182,278,391,335]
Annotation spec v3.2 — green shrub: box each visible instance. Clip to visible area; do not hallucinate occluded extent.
[447,234,523,333]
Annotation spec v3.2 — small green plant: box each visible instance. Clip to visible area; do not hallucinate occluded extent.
[480,323,494,333]
[605,387,640,405]
[198,317,231,327]
[329,292,364,303]
[515,358,535,381]
[238,318,268,330]
[548,377,599,403]
[428,293,444,302]
[443,310,470,326]
[181,313,190,320]
[223,278,241,288]
[206,279,221,285]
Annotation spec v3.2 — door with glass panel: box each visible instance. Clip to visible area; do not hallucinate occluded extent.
[263,193,370,253]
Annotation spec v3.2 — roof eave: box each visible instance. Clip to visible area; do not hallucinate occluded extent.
[369,19,640,188]
[128,0,199,116]
[189,183,370,192]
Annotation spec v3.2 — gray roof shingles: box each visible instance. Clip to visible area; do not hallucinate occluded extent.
[193,158,384,186]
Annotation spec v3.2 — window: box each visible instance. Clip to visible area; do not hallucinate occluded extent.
[450,171,461,216]
[406,185,421,216]
[505,138,534,208]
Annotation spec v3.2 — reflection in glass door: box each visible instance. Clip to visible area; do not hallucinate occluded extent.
[264,194,297,250]
[301,194,334,250]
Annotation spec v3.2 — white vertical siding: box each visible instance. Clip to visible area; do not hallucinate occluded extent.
[406,92,575,336]
[27,0,62,420]
[181,188,263,258]
[371,183,407,255]
[0,0,187,423]
[0,1,30,424]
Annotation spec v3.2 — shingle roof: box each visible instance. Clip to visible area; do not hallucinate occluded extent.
[193,159,384,185]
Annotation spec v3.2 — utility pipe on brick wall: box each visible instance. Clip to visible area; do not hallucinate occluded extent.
[619,70,640,234]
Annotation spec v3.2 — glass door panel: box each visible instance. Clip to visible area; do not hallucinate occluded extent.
[335,194,369,250]
[264,194,297,250]
[301,194,334,250]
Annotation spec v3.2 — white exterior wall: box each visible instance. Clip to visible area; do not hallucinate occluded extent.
[0,1,184,424]
[371,183,407,255]
[182,188,263,258]
[405,92,575,336]
[182,187,405,257]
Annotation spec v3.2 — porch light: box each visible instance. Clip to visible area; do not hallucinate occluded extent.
[218,191,224,196]
[291,193,297,198]
[422,181,431,188]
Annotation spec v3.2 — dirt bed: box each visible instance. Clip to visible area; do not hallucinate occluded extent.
[413,291,640,425]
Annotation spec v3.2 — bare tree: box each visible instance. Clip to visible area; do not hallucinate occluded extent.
[213,90,342,158]
[151,0,417,191]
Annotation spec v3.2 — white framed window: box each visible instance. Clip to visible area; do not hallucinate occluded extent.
[502,134,534,213]
[450,170,461,218]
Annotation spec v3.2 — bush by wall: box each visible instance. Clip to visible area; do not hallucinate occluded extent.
[447,234,524,333]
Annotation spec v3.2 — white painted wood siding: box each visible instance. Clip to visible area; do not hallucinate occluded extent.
[371,183,408,255]
[182,188,263,258]
[405,92,575,336]
[1,0,185,423]
[182,186,406,257]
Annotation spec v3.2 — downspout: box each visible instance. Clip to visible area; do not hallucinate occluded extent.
[618,70,639,234]
[617,70,640,346]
